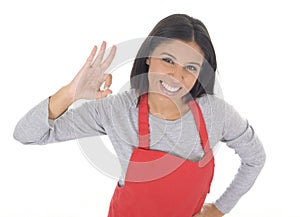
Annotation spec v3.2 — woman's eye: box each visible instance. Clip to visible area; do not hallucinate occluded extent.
[185,65,197,72]
[162,57,174,64]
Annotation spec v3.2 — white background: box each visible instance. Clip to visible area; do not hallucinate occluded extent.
[1,0,299,216]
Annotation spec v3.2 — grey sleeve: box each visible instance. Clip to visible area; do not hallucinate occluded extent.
[13,98,106,145]
[214,103,266,214]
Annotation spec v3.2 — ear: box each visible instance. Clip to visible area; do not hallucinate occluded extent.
[146,58,150,65]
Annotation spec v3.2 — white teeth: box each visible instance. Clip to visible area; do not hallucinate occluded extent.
[161,81,181,92]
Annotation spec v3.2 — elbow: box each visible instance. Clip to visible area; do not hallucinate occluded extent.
[238,136,267,172]
[259,145,267,169]
[246,142,267,172]
[13,124,41,145]
[13,127,32,145]
[13,124,26,144]
[13,135,28,145]
[254,136,267,170]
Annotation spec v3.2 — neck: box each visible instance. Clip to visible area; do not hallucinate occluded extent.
[147,93,189,120]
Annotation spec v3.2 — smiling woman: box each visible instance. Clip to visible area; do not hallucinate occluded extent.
[13,14,265,217]
[146,40,204,119]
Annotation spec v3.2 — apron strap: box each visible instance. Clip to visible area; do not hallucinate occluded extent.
[138,94,150,149]
[138,94,212,155]
[189,100,211,155]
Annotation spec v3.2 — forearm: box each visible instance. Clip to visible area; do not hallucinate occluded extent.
[214,156,265,213]
[49,85,74,119]
[13,94,105,145]
[216,126,266,213]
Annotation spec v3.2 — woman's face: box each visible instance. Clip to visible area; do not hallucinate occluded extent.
[146,40,204,102]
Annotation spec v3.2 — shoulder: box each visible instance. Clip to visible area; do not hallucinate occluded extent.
[195,94,248,141]
[195,94,242,126]
[93,88,138,112]
[195,94,227,116]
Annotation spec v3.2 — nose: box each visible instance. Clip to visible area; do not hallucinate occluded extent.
[170,63,184,82]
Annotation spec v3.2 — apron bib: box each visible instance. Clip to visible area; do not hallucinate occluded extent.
[108,94,214,217]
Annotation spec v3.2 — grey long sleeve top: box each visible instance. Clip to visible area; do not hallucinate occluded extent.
[13,89,266,214]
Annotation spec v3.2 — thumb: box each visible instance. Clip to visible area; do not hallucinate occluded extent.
[103,74,112,89]
[95,88,112,99]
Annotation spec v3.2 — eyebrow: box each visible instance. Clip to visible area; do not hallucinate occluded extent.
[160,52,202,67]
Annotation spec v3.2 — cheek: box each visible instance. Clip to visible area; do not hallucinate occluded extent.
[185,72,199,87]
[148,73,163,84]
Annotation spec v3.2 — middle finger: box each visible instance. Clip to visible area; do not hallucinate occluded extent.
[92,41,107,67]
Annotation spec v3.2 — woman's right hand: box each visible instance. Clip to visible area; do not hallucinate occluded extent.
[48,41,116,119]
[68,41,117,101]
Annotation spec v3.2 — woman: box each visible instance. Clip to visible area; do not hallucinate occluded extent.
[13,14,266,217]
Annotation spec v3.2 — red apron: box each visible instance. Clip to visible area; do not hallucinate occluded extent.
[108,94,214,217]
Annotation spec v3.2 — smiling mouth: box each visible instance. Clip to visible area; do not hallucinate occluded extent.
[160,80,182,93]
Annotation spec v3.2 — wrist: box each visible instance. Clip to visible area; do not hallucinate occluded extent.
[63,84,76,104]
[212,203,225,216]
[48,85,74,119]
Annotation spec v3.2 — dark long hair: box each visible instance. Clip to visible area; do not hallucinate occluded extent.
[130,14,217,103]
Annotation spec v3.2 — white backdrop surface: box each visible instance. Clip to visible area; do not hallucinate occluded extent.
[0,0,299,216]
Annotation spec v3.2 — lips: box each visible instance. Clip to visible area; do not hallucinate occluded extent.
[159,80,182,94]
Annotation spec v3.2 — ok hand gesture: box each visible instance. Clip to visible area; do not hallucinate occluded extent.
[69,41,116,101]
[48,41,116,119]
